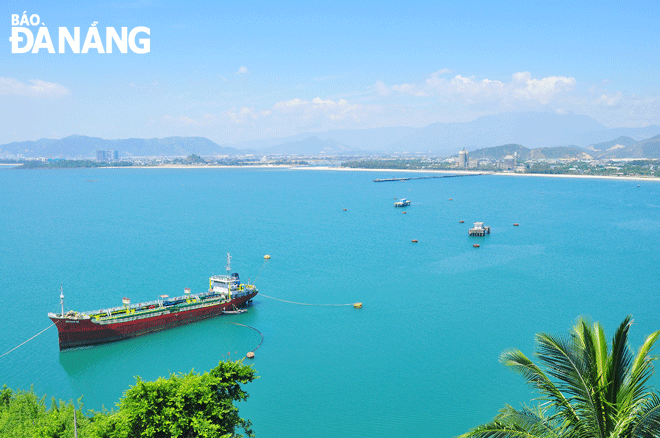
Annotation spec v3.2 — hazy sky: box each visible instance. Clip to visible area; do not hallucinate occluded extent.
[2,0,659,145]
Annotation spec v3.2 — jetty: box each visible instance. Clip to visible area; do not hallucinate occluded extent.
[374,173,485,183]
[468,222,491,236]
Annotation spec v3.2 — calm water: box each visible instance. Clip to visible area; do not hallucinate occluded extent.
[1,168,659,437]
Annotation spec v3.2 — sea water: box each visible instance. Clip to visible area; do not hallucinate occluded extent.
[0,167,659,437]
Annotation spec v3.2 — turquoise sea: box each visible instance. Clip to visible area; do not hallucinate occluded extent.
[1,167,659,437]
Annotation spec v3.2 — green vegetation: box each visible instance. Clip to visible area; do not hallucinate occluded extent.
[1,360,257,437]
[342,159,454,170]
[461,315,660,438]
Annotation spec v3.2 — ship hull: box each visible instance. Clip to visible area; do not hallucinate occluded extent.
[50,292,257,350]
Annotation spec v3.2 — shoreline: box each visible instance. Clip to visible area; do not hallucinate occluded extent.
[128,164,660,182]
[9,163,660,182]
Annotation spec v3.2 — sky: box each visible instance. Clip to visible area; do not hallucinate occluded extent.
[2,0,659,145]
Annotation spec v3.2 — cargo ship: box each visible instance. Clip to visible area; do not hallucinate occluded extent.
[48,254,258,350]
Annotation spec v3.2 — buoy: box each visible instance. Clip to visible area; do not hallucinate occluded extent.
[353,302,362,308]
[412,239,418,243]
[264,255,271,259]
[513,223,519,226]
[246,351,255,359]
[459,220,464,223]
[473,244,480,248]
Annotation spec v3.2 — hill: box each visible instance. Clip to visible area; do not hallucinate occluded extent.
[466,144,593,161]
[0,135,238,158]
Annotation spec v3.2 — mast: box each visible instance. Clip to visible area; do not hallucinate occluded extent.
[226,253,232,274]
[60,284,64,317]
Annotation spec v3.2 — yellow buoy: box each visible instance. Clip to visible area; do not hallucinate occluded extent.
[264,255,271,259]
[353,302,362,308]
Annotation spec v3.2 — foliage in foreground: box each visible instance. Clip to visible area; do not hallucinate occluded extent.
[461,315,660,438]
[0,359,257,438]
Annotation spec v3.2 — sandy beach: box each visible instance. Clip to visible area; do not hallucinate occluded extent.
[116,163,660,182]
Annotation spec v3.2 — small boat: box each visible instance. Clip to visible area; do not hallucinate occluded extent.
[394,198,411,207]
[459,220,464,223]
[412,239,418,243]
[473,244,480,248]
[222,309,247,315]
[513,223,519,226]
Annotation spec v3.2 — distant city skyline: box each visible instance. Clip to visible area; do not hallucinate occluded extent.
[2,0,659,145]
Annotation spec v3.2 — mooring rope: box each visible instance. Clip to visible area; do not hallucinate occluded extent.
[259,293,355,307]
[252,258,269,284]
[229,322,264,353]
[0,323,55,359]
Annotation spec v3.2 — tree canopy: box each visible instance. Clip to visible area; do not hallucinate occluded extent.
[0,359,257,438]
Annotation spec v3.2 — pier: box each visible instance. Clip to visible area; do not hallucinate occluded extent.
[373,173,485,182]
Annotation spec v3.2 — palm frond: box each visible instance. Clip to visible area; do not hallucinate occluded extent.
[626,392,660,438]
[500,349,580,426]
[460,405,563,438]
[535,332,604,437]
[606,316,633,407]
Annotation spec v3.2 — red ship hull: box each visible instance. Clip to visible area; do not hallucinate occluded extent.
[50,291,257,350]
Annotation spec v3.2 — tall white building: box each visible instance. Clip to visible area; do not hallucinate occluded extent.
[458,148,468,169]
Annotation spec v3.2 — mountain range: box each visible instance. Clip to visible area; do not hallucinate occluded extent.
[2,112,660,159]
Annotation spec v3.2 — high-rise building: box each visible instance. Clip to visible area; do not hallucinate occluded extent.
[97,150,119,162]
[458,148,468,169]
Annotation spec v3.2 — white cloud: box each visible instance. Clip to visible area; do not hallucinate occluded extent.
[236,66,248,74]
[381,70,576,106]
[271,97,364,122]
[374,80,390,97]
[0,77,70,98]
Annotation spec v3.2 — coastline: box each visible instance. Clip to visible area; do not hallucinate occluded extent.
[16,162,660,182]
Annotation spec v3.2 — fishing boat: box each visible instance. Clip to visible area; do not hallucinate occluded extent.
[48,254,258,350]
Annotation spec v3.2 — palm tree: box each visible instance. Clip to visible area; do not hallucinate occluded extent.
[460,315,660,438]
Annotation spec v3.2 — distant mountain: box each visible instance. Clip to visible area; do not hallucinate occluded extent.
[388,112,607,155]
[232,127,416,152]
[0,135,238,158]
[4,112,660,159]
[467,144,593,161]
[593,134,660,159]
[586,136,638,152]
[264,136,366,155]
[468,144,530,160]
[569,126,660,147]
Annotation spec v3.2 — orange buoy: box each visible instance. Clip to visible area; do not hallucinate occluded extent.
[513,223,519,226]
[246,351,255,359]
[353,302,362,308]
[412,239,418,243]
[473,244,480,248]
